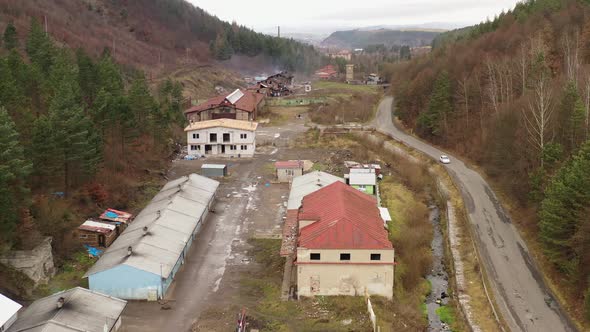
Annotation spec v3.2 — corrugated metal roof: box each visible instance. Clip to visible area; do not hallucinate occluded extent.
[85,174,219,279]
[7,287,126,332]
[0,293,21,327]
[349,173,377,186]
[275,161,303,169]
[78,220,116,233]
[225,89,245,104]
[287,171,344,210]
[202,164,227,169]
[298,182,392,250]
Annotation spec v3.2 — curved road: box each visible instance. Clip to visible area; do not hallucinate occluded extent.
[372,97,576,332]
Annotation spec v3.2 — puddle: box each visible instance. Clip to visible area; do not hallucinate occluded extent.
[425,203,451,332]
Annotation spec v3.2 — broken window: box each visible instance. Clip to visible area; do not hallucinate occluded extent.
[223,133,230,142]
[190,145,200,151]
[370,253,381,261]
[340,253,351,261]
[310,253,321,260]
[209,133,217,143]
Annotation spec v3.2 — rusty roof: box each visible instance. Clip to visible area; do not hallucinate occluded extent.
[184,89,264,114]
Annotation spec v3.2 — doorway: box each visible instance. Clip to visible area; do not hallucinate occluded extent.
[98,234,106,247]
[221,145,226,154]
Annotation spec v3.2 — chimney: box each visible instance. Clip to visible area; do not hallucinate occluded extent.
[57,297,65,309]
[156,210,161,218]
[127,246,133,256]
[143,226,148,235]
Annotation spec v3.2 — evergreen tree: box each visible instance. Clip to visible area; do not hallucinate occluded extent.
[418,71,453,136]
[0,108,32,246]
[31,115,58,187]
[3,22,18,50]
[25,18,54,74]
[76,48,99,106]
[540,140,590,281]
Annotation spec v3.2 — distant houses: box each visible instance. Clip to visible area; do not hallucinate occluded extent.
[314,65,338,80]
[85,174,219,300]
[185,118,258,157]
[7,287,126,332]
[184,89,265,122]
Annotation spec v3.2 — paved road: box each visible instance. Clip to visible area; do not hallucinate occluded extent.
[372,97,576,332]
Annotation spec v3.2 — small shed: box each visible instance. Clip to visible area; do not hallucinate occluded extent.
[379,207,392,225]
[0,293,21,332]
[275,161,304,183]
[99,208,133,235]
[77,220,117,248]
[348,172,377,195]
[202,164,228,178]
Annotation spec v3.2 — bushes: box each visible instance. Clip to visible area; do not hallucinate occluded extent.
[309,93,380,125]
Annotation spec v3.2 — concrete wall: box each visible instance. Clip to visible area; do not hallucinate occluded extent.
[0,237,55,286]
[296,248,394,299]
[88,264,161,300]
[277,168,303,183]
[187,127,256,157]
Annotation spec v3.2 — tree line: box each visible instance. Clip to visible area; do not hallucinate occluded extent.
[388,0,590,323]
[0,19,184,251]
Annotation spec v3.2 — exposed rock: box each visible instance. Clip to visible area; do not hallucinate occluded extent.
[0,237,55,286]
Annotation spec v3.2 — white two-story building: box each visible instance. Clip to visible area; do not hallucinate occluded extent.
[185,118,258,157]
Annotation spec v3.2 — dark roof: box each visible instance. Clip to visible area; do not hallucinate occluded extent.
[298,182,392,250]
[184,89,264,114]
[8,287,126,332]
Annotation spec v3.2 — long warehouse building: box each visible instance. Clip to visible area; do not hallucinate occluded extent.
[84,174,219,300]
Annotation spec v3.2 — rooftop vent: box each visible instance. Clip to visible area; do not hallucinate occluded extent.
[142,226,148,235]
[57,297,65,309]
[127,246,133,256]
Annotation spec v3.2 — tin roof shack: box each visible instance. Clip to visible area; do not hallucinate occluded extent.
[85,174,220,301]
[296,182,394,299]
[77,220,117,248]
[0,294,21,332]
[99,208,133,235]
[345,168,377,195]
[201,164,228,178]
[7,287,126,332]
[184,89,265,122]
[275,161,304,183]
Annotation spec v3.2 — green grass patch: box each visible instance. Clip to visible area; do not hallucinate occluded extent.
[436,305,456,325]
[34,251,95,297]
[314,81,380,93]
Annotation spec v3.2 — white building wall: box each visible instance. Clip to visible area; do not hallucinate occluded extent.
[296,248,394,299]
[186,127,256,157]
[2,312,18,331]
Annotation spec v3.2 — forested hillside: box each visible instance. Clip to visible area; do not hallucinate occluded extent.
[0,0,322,73]
[387,0,590,325]
[0,19,185,257]
[321,29,440,49]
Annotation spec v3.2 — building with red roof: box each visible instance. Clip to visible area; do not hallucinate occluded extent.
[275,160,304,183]
[314,65,338,80]
[184,89,265,122]
[294,181,394,299]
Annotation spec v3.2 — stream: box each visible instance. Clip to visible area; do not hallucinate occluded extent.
[425,203,451,332]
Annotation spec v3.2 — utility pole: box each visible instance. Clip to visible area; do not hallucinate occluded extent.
[44,15,48,34]
[278,26,280,38]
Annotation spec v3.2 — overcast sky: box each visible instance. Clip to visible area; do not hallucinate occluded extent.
[188,0,521,34]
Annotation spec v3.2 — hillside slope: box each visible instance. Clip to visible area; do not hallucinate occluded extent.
[321,29,440,49]
[0,0,321,73]
[388,0,590,328]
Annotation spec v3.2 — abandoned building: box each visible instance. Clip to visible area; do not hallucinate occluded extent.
[184,89,265,122]
[275,160,304,183]
[7,287,127,332]
[77,220,118,248]
[185,118,258,157]
[249,71,294,97]
[295,182,394,299]
[315,65,338,80]
[345,168,377,195]
[85,174,219,300]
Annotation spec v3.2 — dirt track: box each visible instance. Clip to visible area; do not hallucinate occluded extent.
[372,97,576,332]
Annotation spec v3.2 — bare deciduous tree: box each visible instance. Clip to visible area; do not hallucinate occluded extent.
[457,74,471,127]
[518,43,528,96]
[522,74,555,167]
[486,59,500,115]
[562,31,581,85]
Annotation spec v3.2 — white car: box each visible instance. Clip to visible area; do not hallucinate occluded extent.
[439,155,451,164]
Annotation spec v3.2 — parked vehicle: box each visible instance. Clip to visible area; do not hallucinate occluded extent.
[439,155,451,164]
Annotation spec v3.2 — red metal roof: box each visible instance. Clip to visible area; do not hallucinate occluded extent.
[184,89,264,115]
[298,182,392,250]
[275,161,304,169]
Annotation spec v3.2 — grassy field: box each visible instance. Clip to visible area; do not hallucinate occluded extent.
[314,81,381,93]
[226,239,373,331]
